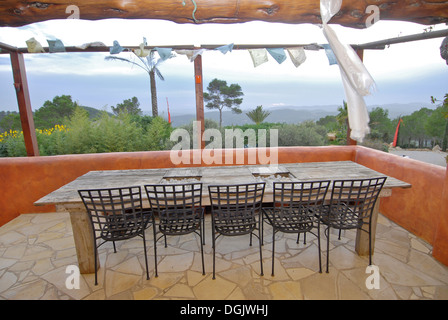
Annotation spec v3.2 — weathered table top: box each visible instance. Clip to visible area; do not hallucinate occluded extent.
[35,161,411,206]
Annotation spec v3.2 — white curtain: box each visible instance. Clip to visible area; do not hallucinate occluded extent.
[320,0,376,142]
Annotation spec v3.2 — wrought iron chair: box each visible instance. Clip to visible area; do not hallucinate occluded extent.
[145,183,205,277]
[208,182,266,279]
[78,186,153,285]
[262,180,330,275]
[320,177,387,273]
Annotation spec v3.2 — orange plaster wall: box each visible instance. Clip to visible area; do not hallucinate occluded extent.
[354,146,446,246]
[0,146,355,226]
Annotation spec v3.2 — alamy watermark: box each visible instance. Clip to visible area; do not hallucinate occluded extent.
[365,265,380,290]
[169,121,279,166]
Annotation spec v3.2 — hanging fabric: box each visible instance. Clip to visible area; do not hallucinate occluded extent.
[155,47,173,61]
[266,48,287,64]
[320,0,375,142]
[248,49,268,67]
[321,44,338,65]
[215,43,234,54]
[110,40,124,54]
[47,39,65,53]
[287,47,307,68]
[26,38,45,53]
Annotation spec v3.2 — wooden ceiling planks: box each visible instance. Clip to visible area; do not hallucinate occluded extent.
[0,0,447,28]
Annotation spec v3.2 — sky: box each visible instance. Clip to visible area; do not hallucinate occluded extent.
[0,17,447,119]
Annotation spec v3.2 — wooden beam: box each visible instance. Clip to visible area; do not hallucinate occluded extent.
[10,52,39,156]
[194,52,205,150]
[1,0,447,28]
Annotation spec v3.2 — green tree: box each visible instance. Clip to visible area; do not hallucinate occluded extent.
[430,94,448,151]
[203,78,244,128]
[368,107,393,142]
[111,97,142,116]
[106,50,167,117]
[34,95,78,129]
[0,111,21,133]
[246,105,271,125]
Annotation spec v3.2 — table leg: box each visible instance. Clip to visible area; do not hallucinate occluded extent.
[57,204,98,274]
[355,199,380,257]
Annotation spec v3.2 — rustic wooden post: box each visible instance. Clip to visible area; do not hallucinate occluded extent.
[10,51,39,156]
[194,51,205,150]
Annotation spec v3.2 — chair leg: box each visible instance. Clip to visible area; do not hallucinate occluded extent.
[212,233,216,280]
[317,224,322,273]
[153,222,158,278]
[200,228,205,276]
[258,227,264,277]
[326,227,330,273]
[94,246,98,286]
[113,241,117,253]
[271,229,275,277]
[142,232,150,280]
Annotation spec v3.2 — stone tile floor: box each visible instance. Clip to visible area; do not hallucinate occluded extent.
[1,211,448,300]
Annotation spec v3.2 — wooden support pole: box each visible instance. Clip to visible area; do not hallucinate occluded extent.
[194,52,205,150]
[9,51,39,156]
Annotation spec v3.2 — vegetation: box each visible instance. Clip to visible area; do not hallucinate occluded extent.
[105,49,166,117]
[1,92,447,157]
[203,78,244,128]
[246,105,271,125]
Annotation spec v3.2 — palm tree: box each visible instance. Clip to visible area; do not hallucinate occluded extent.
[105,49,165,117]
[246,105,271,125]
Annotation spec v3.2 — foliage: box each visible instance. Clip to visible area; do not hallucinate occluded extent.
[203,78,244,128]
[34,95,78,129]
[111,96,142,116]
[0,105,173,157]
[246,105,271,125]
[105,50,167,117]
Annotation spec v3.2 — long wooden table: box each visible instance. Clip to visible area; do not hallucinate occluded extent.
[35,161,411,274]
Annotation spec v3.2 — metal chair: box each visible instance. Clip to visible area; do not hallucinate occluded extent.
[78,186,153,285]
[145,183,205,277]
[208,182,266,279]
[262,180,330,275]
[320,177,387,273]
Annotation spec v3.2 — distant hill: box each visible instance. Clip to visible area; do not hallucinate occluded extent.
[169,102,435,127]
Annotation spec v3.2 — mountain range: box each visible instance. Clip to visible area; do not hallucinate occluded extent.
[167,102,434,127]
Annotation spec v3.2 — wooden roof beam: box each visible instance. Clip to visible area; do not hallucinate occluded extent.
[0,0,447,28]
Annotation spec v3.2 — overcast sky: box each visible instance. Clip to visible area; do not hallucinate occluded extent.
[0,18,447,117]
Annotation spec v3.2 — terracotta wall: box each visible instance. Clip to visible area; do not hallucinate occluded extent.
[354,146,447,265]
[0,146,355,226]
[1,145,447,265]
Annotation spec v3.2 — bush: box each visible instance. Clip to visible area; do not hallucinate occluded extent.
[0,107,173,157]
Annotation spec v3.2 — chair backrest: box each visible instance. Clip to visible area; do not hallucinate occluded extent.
[78,186,146,240]
[272,180,330,218]
[208,182,265,236]
[329,177,387,222]
[144,183,203,234]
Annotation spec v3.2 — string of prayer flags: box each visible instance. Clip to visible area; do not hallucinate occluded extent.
[215,43,234,54]
[155,47,173,61]
[248,49,268,67]
[266,48,287,64]
[322,44,338,65]
[26,38,45,53]
[47,39,65,53]
[110,40,124,54]
[286,47,307,68]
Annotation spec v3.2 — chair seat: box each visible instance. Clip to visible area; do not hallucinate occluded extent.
[263,207,315,233]
[159,208,204,236]
[320,204,363,230]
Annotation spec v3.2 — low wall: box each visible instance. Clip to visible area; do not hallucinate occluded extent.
[1,145,447,265]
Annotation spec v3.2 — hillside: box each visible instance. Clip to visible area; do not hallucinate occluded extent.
[168,102,434,127]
